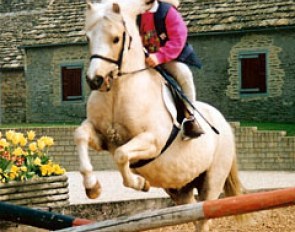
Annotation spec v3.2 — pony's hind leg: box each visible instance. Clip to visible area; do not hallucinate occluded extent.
[114,132,157,191]
[196,164,236,231]
[74,120,104,199]
[165,186,198,231]
[165,187,196,205]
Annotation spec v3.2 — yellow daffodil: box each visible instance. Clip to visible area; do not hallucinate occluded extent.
[40,136,54,146]
[10,165,18,173]
[5,130,15,141]
[0,138,9,148]
[33,157,41,166]
[29,142,38,152]
[23,151,29,156]
[20,166,27,172]
[53,164,65,175]
[13,147,23,156]
[27,130,36,140]
[37,139,45,150]
[9,172,17,180]
[19,136,27,146]
[40,164,54,176]
[11,132,22,145]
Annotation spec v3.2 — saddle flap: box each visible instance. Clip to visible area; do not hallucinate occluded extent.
[162,83,184,128]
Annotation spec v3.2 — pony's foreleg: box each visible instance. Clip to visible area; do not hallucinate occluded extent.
[114,132,157,192]
[74,121,103,199]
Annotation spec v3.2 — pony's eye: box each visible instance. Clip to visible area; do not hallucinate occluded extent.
[113,36,120,44]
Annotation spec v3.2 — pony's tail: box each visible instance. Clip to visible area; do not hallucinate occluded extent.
[224,157,250,222]
[224,157,243,197]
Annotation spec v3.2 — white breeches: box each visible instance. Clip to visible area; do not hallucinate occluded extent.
[162,61,196,110]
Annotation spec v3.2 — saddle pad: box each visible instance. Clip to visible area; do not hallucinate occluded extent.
[162,83,181,129]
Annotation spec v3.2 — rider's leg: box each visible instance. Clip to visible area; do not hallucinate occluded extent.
[162,61,204,139]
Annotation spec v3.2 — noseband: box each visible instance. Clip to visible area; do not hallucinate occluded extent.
[88,18,147,92]
[90,27,129,74]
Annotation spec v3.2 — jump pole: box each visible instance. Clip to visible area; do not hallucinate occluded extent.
[0,201,93,230]
[56,187,295,232]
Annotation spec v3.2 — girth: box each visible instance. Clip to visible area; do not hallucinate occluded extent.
[129,125,180,169]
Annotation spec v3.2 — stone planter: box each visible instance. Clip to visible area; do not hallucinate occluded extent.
[0,175,69,209]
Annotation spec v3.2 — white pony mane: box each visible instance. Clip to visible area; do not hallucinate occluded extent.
[85,0,180,28]
[85,0,140,31]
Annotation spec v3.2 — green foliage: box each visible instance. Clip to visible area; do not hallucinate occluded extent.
[240,122,295,136]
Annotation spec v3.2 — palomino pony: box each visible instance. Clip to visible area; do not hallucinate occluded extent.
[75,0,242,230]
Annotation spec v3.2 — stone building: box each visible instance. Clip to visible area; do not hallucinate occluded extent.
[0,0,50,123]
[0,0,294,123]
[182,0,295,123]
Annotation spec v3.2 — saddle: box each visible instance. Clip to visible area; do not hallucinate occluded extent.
[162,82,186,129]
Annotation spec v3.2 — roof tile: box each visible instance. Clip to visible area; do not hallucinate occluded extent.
[1,0,295,69]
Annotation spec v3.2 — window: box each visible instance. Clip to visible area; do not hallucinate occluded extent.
[61,65,83,101]
[239,52,267,95]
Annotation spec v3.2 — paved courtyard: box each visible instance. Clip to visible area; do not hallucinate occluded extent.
[66,171,295,205]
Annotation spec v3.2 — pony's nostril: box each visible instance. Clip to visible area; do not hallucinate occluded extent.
[94,75,104,88]
[86,75,104,90]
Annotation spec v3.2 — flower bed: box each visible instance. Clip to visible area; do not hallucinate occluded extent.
[0,130,69,208]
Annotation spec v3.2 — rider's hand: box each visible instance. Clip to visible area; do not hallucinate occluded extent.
[145,53,160,68]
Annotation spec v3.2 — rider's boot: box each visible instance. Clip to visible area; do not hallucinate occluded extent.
[182,112,205,140]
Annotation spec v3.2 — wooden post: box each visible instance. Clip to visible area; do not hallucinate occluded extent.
[56,187,295,232]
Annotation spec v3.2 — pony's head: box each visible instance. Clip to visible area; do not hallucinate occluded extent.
[84,0,156,91]
[85,0,129,91]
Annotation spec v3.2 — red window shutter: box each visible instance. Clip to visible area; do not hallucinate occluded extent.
[241,53,266,94]
[62,67,82,101]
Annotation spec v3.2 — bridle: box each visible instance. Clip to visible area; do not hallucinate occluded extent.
[88,18,149,91]
[89,29,127,73]
[89,19,148,78]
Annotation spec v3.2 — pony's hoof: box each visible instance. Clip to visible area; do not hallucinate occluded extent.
[85,181,101,199]
[142,180,150,192]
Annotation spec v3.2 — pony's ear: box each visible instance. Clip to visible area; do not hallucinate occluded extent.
[86,0,93,10]
[112,3,120,14]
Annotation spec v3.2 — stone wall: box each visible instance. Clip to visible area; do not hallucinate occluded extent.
[25,45,89,123]
[232,122,295,171]
[189,30,295,123]
[0,70,26,123]
[0,124,294,172]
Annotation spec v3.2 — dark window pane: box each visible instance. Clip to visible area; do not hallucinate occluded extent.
[240,53,266,94]
[62,67,82,101]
